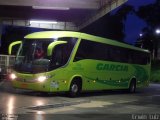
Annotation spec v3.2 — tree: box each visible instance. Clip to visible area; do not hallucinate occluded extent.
[137,0,160,28]
[136,0,160,59]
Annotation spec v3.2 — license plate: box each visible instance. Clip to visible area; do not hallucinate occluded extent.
[21,83,28,88]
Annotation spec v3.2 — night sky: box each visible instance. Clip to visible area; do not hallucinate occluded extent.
[120,0,156,44]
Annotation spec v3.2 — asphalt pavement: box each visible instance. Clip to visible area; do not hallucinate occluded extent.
[0,80,160,120]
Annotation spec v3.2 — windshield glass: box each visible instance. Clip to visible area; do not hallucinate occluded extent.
[14,37,77,73]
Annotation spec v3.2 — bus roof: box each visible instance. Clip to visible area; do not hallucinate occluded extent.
[24,31,149,53]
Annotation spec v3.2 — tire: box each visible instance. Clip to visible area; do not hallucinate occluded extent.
[128,80,136,93]
[69,80,81,97]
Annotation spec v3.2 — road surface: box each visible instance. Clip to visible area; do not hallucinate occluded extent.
[0,81,160,120]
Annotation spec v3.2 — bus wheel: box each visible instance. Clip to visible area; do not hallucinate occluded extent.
[128,80,136,93]
[69,80,81,97]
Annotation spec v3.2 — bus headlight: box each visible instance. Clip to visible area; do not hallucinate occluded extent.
[10,73,17,80]
[37,76,47,82]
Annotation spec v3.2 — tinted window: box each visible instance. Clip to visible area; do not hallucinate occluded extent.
[130,51,150,65]
[74,40,108,61]
[74,40,150,65]
[49,37,77,70]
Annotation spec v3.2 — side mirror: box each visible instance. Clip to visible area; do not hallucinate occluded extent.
[47,41,67,56]
[8,41,22,55]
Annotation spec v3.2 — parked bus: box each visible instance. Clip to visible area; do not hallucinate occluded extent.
[9,31,151,97]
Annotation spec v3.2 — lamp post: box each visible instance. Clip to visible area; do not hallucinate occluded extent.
[154,28,160,59]
[137,33,144,48]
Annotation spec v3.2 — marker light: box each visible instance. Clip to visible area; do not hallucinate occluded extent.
[37,76,47,82]
[10,73,17,80]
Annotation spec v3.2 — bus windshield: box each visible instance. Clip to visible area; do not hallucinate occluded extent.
[14,37,77,74]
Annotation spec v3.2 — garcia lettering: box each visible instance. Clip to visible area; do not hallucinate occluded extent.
[96,63,128,72]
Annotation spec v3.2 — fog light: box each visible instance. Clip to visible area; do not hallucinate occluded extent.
[10,73,17,80]
[37,76,47,82]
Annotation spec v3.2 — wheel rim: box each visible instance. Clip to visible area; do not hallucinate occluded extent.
[71,84,78,93]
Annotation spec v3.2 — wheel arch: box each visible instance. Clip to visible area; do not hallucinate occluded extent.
[68,75,83,90]
[129,76,137,88]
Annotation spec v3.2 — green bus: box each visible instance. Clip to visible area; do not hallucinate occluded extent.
[9,31,151,97]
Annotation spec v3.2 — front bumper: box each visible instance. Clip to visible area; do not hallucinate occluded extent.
[12,80,50,92]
